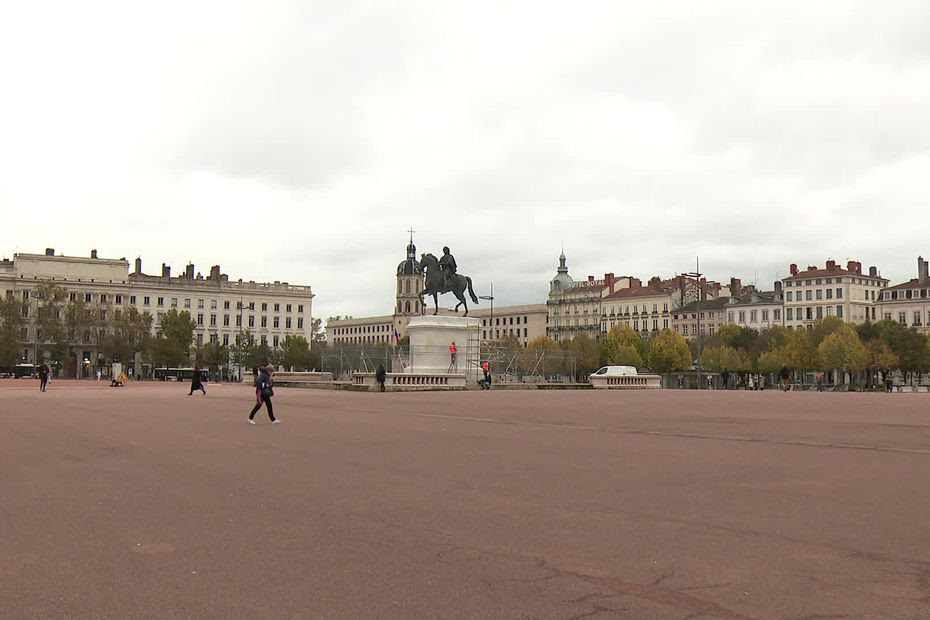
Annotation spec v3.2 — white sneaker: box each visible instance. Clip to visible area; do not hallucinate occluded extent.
[271,419,281,425]
[248,419,256,425]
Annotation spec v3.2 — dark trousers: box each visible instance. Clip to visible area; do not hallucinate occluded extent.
[378,380,385,392]
[189,384,206,395]
[250,396,275,421]
[40,376,48,392]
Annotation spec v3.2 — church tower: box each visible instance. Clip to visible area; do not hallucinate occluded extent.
[395,229,424,317]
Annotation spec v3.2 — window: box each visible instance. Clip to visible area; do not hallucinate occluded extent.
[286,304,292,313]
[261,303,267,312]
[224,301,230,310]
[248,316,255,327]
[171,298,178,308]
[826,306,834,316]
[236,315,242,327]
[248,302,255,311]
[273,317,279,328]
[198,299,204,309]
[157,297,164,306]
[85,293,93,303]
[750,310,757,323]
[222,334,229,346]
[762,309,769,321]
[805,290,812,301]
[129,295,136,305]
[836,288,843,298]
[899,312,907,324]
[816,306,823,319]
[115,295,122,304]
[826,289,833,299]
[197,333,203,345]
[297,318,303,329]
[223,314,230,326]
[298,304,304,313]
[837,305,843,318]
[143,296,150,305]
[22,290,30,300]
[100,294,108,303]
[261,317,267,328]
[805,307,813,320]
[738,311,745,322]
[210,314,217,326]
[815,290,822,300]
[260,335,267,346]
[184,299,191,308]
[274,303,280,312]
[211,300,217,309]
[197,313,204,325]
[914,311,922,326]
[273,335,279,347]
[728,311,734,322]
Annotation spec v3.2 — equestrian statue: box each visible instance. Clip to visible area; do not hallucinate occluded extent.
[419,246,479,316]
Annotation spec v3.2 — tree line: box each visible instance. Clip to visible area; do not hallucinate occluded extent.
[0,282,323,377]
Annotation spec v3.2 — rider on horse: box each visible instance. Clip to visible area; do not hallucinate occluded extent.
[438,246,457,291]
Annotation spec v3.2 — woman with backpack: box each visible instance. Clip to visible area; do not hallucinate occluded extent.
[249,364,279,425]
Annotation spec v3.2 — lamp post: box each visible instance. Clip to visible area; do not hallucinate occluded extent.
[479,283,494,340]
[680,257,703,389]
[32,290,49,375]
[236,295,244,382]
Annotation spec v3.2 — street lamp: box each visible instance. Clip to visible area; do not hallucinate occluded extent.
[479,283,494,340]
[680,258,704,389]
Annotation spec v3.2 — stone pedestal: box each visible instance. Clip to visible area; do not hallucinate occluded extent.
[407,315,480,383]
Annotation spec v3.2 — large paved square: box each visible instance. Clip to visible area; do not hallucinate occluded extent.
[2,381,929,618]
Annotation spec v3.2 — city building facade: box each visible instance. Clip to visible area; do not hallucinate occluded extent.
[1,248,314,376]
[601,275,724,338]
[547,252,628,341]
[876,256,930,332]
[781,260,886,328]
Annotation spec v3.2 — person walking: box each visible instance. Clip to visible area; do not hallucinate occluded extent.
[249,365,279,424]
[779,364,791,392]
[720,368,730,390]
[38,363,49,392]
[188,367,206,395]
[376,363,386,392]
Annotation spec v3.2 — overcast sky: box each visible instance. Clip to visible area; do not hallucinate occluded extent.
[2,1,929,321]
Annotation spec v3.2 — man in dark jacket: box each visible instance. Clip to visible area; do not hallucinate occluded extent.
[376,364,386,392]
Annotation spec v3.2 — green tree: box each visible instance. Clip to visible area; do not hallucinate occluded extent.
[0,296,25,368]
[153,309,196,367]
[62,298,95,377]
[865,338,898,386]
[782,328,818,372]
[818,325,868,383]
[811,316,845,349]
[569,332,600,380]
[100,306,153,363]
[34,282,68,364]
[702,345,750,373]
[523,336,562,377]
[279,335,313,371]
[599,325,644,366]
[198,340,230,373]
[757,350,784,376]
[646,329,691,373]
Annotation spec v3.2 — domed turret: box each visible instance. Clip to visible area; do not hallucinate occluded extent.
[396,230,424,317]
[550,251,574,293]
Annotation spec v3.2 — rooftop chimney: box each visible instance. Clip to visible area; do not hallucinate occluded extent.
[210,265,221,280]
[826,260,836,271]
[45,248,54,256]
[869,266,877,278]
[90,249,98,259]
[630,277,642,289]
[729,277,742,297]
[774,281,783,296]
[789,263,798,276]
[847,260,860,274]
[135,257,142,274]
[587,275,594,283]
[919,256,929,283]
[604,272,615,294]
[186,263,195,280]
[161,263,171,278]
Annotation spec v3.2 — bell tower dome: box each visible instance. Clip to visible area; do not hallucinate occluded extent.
[395,228,424,317]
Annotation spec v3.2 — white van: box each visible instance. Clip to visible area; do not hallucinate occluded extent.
[590,365,638,379]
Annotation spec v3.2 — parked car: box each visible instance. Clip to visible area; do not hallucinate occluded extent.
[589,365,638,379]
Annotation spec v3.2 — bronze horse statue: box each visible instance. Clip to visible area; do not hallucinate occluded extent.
[419,253,479,316]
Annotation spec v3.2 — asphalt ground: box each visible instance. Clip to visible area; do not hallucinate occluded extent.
[2,380,930,619]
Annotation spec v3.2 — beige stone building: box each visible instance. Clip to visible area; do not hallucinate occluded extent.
[670,297,731,339]
[781,260,886,328]
[601,275,724,338]
[875,256,930,332]
[546,252,629,342]
[1,248,314,376]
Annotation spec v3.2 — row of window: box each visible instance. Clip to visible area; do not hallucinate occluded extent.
[883,289,930,301]
[13,289,305,314]
[887,311,930,327]
[785,277,881,287]
[333,324,392,336]
[786,288,846,302]
[483,328,529,340]
[481,316,530,327]
[786,306,847,321]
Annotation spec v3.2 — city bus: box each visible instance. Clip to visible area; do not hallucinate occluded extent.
[153,367,208,382]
